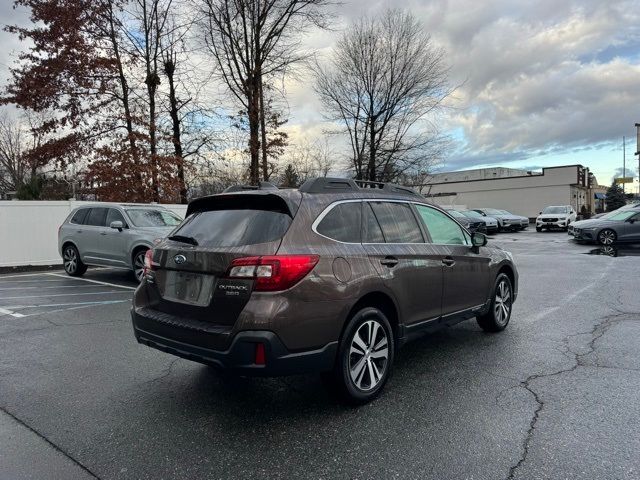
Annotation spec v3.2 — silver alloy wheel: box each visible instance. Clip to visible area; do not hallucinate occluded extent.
[134,250,147,282]
[63,247,78,274]
[494,279,511,327]
[599,230,616,245]
[349,319,389,391]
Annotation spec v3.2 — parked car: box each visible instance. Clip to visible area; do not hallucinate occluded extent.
[58,204,183,281]
[459,209,499,234]
[131,178,518,404]
[536,205,576,231]
[498,210,529,230]
[443,208,487,233]
[472,208,523,231]
[570,209,640,245]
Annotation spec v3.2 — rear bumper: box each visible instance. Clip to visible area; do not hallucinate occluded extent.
[131,307,337,376]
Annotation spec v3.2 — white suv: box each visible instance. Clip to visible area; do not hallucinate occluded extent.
[536,205,576,232]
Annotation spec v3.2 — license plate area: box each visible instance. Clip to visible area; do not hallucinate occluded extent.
[158,270,215,307]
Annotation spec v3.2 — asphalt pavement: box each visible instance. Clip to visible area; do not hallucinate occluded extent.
[0,230,639,480]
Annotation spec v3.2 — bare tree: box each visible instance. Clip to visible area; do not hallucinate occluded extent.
[0,114,28,194]
[199,0,331,184]
[314,10,451,182]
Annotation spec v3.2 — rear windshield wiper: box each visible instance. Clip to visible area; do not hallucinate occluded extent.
[167,235,199,246]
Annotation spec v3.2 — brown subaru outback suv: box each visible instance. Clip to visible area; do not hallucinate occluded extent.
[131,178,518,403]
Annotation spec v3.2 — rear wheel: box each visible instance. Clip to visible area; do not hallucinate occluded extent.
[327,307,394,404]
[132,249,148,282]
[63,244,87,277]
[598,229,616,245]
[477,273,513,332]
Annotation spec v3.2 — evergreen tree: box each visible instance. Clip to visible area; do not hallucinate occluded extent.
[605,182,626,211]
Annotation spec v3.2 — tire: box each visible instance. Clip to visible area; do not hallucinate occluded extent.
[477,273,513,333]
[326,307,394,405]
[536,226,542,232]
[62,244,87,277]
[598,229,617,245]
[132,248,148,282]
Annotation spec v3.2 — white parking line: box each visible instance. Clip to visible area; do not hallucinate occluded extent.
[0,307,25,318]
[0,279,73,284]
[0,285,103,291]
[0,291,130,300]
[4,300,129,309]
[45,273,136,291]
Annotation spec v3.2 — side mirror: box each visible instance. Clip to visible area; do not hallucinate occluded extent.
[539,211,542,215]
[110,220,124,231]
[628,219,636,224]
[471,232,487,247]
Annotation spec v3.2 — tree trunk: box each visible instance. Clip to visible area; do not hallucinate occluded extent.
[368,109,376,181]
[247,81,260,185]
[258,72,269,181]
[165,59,187,203]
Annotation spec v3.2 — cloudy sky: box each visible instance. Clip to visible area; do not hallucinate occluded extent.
[2,0,640,190]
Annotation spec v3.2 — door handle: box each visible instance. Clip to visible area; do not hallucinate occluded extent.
[380,256,398,267]
[442,256,456,267]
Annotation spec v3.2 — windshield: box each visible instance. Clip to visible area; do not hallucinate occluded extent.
[543,206,568,214]
[606,211,637,221]
[462,210,485,219]
[482,208,504,215]
[126,209,182,227]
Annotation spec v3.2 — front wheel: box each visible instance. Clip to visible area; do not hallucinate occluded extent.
[477,273,513,332]
[598,229,616,245]
[536,226,542,232]
[63,245,87,277]
[326,307,394,405]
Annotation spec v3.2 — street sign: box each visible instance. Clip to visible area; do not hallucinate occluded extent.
[615,177,634,184]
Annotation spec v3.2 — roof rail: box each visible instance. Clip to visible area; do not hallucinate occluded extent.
[223,181,278,193]
[299,177,422,198]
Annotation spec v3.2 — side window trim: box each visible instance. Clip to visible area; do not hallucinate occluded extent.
[313,198,471,245]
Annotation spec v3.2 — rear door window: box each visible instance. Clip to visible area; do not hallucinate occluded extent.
[415,205,470,245]
[85,208,108,227]
[70,208,89,225]
[369,202,424,243]
[316,202,362,243]
[173,209,292,247]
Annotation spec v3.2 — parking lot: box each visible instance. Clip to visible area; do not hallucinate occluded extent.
[1,229,639,480]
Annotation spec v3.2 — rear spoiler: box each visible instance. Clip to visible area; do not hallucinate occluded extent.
[186,193,299,218]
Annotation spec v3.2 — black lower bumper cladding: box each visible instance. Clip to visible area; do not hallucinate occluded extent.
[131,308,337,376]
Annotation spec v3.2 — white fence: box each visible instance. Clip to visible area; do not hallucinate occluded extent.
[0,200,188,268]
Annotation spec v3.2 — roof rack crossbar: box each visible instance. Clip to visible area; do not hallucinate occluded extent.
[299,177,421,197]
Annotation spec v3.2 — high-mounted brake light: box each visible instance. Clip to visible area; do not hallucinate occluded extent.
[226,255,319,291]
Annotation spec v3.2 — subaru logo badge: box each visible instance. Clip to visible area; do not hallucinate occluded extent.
[174,254,187,265]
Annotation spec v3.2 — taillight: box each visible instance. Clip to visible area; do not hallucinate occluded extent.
[143,249,157,276]
[226,255,319,291]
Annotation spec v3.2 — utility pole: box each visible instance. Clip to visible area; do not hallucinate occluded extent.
[623,136,626,194]
[636,123,640,197]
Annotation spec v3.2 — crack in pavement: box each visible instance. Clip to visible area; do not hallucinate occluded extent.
[505,311,636,480]
[0,405,101,479]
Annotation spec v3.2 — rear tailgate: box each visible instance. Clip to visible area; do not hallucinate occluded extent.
[141,193,300,325]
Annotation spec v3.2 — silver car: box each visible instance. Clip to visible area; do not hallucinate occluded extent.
[58,204,182,281]
[571,209,640,245]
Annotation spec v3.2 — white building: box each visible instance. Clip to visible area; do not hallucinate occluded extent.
[422,165,607,219]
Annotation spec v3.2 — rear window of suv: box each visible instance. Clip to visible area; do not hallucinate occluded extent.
[173,209,292,247]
